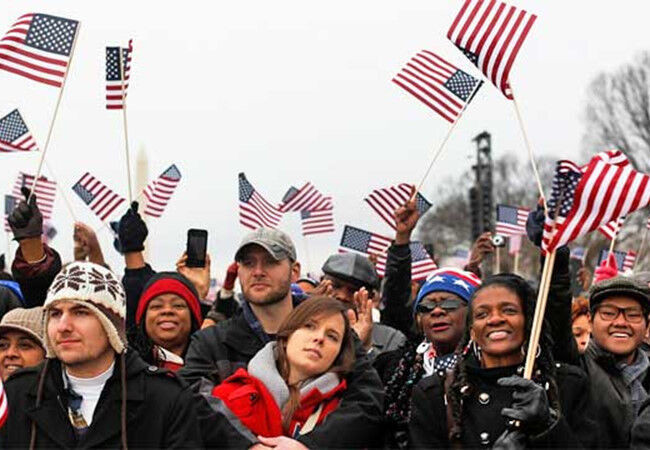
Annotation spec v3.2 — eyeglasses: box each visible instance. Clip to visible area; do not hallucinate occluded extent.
[416,298,465,314]
[596,305,646,324]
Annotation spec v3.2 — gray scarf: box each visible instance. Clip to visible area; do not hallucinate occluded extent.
[617,349,650,415]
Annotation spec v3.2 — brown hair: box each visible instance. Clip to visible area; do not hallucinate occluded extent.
[571,296,590,323]
[275,296,355,433]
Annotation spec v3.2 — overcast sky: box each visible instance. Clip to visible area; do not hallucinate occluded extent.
[1,0,648,279]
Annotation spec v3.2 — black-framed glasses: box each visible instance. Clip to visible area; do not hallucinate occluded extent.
[596,305,645,324]
[416,298,465,314]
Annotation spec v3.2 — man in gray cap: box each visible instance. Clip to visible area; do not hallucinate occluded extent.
[180,227,384,449]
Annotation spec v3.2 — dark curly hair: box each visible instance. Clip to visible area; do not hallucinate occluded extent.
[446,273,560,444]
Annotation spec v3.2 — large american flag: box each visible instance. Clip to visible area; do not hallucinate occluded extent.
[280,183,332,212]
[364,183,432,230]
[72,172,125,222]
[143,164,181,218]
[3,195,19,232]
[239,173,283,230]
[393,49,482,123]
[339,225,437,281]
[0,377,7,428]
[12,173,56,220]
[300,207,335,236]
[592,150,630,238]
[542,157,650,254]
[105,40,133,109]
[447,0,536,99]
[597,249,636,273]
[0,13,79,88]
[495,204,529,236]
[0,109,38,153]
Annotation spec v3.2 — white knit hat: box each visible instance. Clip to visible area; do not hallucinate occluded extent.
[44,262,126,357]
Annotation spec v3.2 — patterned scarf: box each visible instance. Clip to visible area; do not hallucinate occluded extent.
[617,349,650,415]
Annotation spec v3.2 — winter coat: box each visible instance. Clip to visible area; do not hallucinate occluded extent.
[179,305,385,449]
[368,323,406,361]
[409,355,597,449]
[0,350,202,449]
[380,243,415,340]
[632,395,650,449]
[11,243,61,308]
[205,342,346,446]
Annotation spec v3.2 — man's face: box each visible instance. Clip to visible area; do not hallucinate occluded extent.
[238,245,299,306]
[47,302,113,370]
[417,291,467,352]
[591,296,648,360]
[0,331,45,381]
[324,275,362,304]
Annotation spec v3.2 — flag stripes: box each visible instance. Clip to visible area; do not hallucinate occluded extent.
[0,109,38,153]
[364,183,432,230]
[495,204,528,236]
[280,183,332,212]
[72,172,125,222]
[239,173,283,230]
[106,40,133,109]
[300,208,335,236]
[0,378,7,428]
[12,173,56,220]
[143,164,181,218]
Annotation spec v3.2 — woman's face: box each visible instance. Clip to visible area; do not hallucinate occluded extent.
[0,330,45,381]
[572,314,591,354]
[470,285,526,367]
[285,312,345,383]
[145,293,192,353]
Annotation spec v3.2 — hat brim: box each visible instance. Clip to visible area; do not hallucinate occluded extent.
[591,287,650,311]
[0,324,44,349]
[235,241,288,262]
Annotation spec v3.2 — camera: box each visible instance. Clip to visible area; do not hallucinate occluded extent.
[491,234,506,247]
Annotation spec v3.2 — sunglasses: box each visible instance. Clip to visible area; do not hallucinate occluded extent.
[416,298,466,314]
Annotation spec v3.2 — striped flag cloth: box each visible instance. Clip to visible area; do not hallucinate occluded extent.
[598,216,625,241]
[364,183,432,230]
[0,377,7,428]
[495,204,529,236]
[143,164,181,218]
[239,173,283,230]
[393,50,483,123]
[0,13,79,87]
[0,109,38,153]
[300,207,334,236]
[407,242,439,281]
[592,150,630,239]
[570,246,586,261]
[597,249,636,273]
[72,173,125,222]
[106,40,133,109]
[508,234,522,256]
[647,217,650,230]
[4,195,19,232]
[12,173,56,220]
[447,0,537,99]
[542,157,650,254]
[280,183,332,212]
[625,251,637,272]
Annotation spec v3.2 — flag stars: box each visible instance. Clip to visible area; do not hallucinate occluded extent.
[25,15,77,56]
[453,279,471,292]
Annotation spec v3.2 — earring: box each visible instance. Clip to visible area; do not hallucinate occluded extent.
[520,341,541,358]
[471,340,482,360]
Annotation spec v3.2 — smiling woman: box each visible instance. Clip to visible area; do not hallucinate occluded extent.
[0,307,45,381]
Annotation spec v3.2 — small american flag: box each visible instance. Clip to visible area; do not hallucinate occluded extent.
[0,377,7,428]
[364,183,432,230]
[598,216,625,241]
[570,246,585,261]
[280,183,332,212]
[4,195,19,232]
[0,109,38,153]
[624,251,637,272]
[300,207,334,236]
[72,172,125,222]
[0,13,79,87]
[12,173,56,220]
[239,173,283,230]
[508,234,522,256]
[597,249,636,273]
[105,40,133,109]
[143,164,181,218]
[393,50,482,123]
[495,204,529,236]
[447,0,536,99]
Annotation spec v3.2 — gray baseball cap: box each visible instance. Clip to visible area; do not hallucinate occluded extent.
[321,253,379,290]
[234,228,297,262]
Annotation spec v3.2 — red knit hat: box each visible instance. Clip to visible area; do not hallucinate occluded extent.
[136,272,202,326]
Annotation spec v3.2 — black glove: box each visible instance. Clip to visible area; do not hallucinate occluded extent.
[8,187,43,241]
[0,253,5,271]
[498,376,555,436]
[492,430,526,450]
[118,201,148,252]
[526,204,545,247]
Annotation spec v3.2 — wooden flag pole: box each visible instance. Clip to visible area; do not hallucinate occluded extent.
[29,23,82,202]
[118,48,134,203]
[606,217,626,261]
[513,250,520,275]
[495,246,501,273]
[302,235,313,276]
[634,227,649,271]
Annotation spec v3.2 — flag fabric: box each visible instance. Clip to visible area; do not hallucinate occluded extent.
[570,246,585,261]
[0,377,7,428]
[300,207,335,236]
[647,217,650,230]
[495,204,529,236]
[597,249,636,273]
[0,13,79,88]
[407,241,439,281]
[143,164,181,218]
[624,251,637,272]
[280,183,332,212]
[508,234,522,256]
[105,39,133,109]
[364,183,432,230]
[393,49,483,123]
[12,173,56,220]
[239,173,283,230]
[598,216,625,241]
[72,172,125,222]
[0,109,38,153]
[4,195,18,232]
[447,0,537,99]
[542,157,650,254]
[447,248,470,268]
[591,149,630,168]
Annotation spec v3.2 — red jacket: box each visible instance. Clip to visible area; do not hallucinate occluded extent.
[212,367,347,438]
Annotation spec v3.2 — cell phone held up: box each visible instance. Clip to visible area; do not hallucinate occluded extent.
[186,229,208,268]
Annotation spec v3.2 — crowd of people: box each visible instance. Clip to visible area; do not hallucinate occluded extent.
[1,186,650,449]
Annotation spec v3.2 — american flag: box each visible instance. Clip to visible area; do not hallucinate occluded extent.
[570,246,586,261]
[280,183,332,212]
[12,173,56,220]
[300,207,334,236]
[407,241,439,281]
[364,183,432,230]
[0,109,38,153]
[0,13,79,88]
[393,49,483,123]
[0,377,7,428]
[598,216,625,241]
[597,249,636,273]
[542,157,650,254]
[508,234,522,255]
[72,172,125,222]
[4,195,19,232]
[447,0,536,99]
[591,149,630,168]
[495,204,529,236]
[143,164,181,218]
[239,173,283,230]
[105,40,133,109]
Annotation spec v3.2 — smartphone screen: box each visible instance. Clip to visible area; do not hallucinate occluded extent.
[187,229,208,267]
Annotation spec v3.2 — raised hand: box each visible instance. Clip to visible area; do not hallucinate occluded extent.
[176,252,211,299]
[118,201,148,253]
[394,187,420,245]
[8,186,43,241]
[351,287,374,350]
[467,231,495,271]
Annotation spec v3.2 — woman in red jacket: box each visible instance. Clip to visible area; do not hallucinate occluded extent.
[208,296,356,445]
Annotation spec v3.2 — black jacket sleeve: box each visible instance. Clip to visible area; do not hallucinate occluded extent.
[11,243,61,307]
[380,243,414,339]
[161,385,204,449]
[122,263,156,329]
[408,376,448,449]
